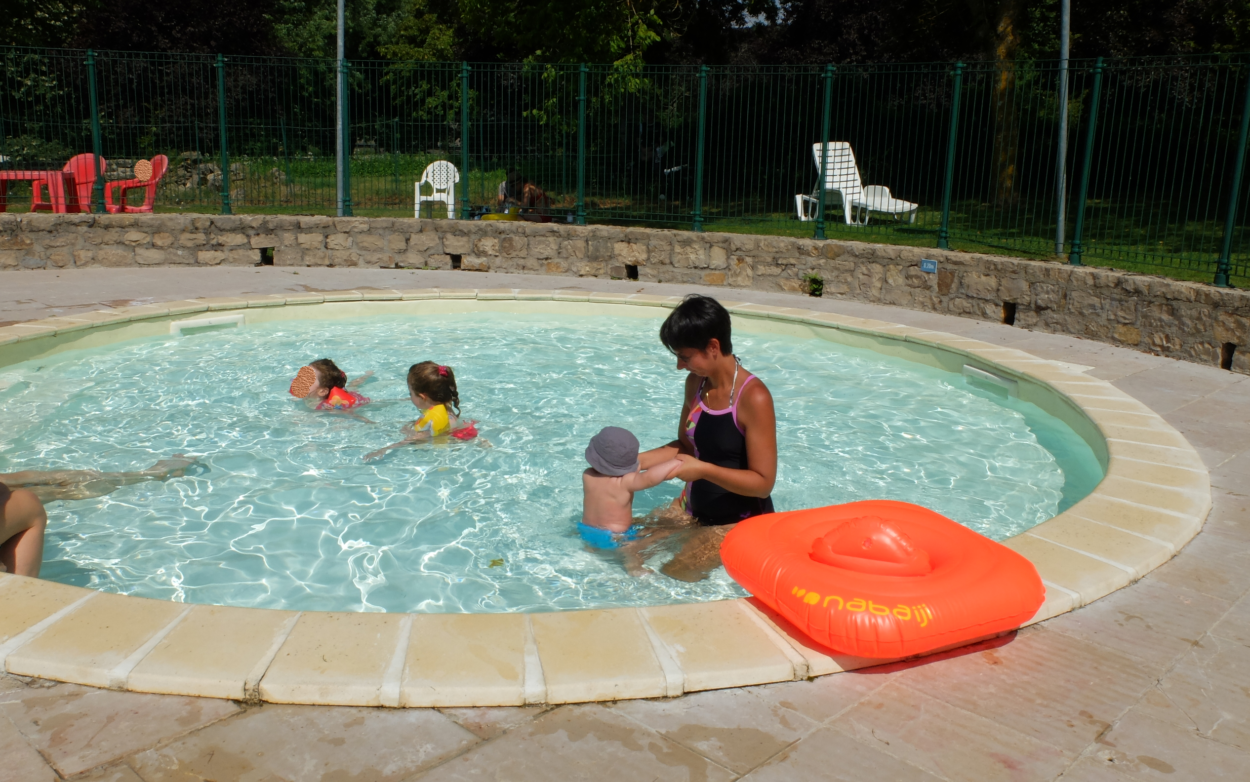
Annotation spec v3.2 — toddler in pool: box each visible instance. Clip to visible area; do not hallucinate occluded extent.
[580,427,682,551]
[363,361,477,461]
[289,359,373,421]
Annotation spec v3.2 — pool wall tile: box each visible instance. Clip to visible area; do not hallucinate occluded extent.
[639,602,799,693]
[530,610,666,703]
[258,612,408,706]
[625,294,680,307]
[400,614,527,707]
[476,288,517,300]
[1098,425,1193,449]
[280,293,325,305]
[359,289,402,300]
[200,297,250,311]
[31,316,98,334]
[5,593,188,687]
[245,295,287,307]
[587,292,632,304]
[1110,458,1208,490]
[161,300,212,316]
[1002,536,1132,605]
[0,576,93,652]
[1094,475,1211,519]
[1023,583,1078,626]
[125,605,300,700]
[1062,494,1201,551]
[321,290,364,302]
[1026,515,1175,578]
[399,288,440,300]
[115,304,173,321]
[1105,440,1208,471]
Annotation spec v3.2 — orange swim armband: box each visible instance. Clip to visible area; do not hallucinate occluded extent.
[721,500,1045,659]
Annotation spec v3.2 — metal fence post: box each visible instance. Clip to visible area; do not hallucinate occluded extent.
[692,65,709,232]
[214,54,231,215]
[85,49,105,213]
[1214,69,1250,288]
[938,62,964,250]
[460,62,470,219]
[1069,57,1105,267]
[340,59,353,216]
[576,64,587,226]
[815,64,834,241]
[279,115,292,202]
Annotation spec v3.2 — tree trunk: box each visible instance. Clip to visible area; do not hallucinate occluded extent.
[992,0,1021,209]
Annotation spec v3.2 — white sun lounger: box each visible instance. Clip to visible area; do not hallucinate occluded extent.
[795,142,917,225]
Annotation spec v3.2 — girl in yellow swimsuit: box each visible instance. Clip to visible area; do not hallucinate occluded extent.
[363,361,477,461]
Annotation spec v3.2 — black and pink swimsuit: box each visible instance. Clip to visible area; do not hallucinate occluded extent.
[683,374,775,526]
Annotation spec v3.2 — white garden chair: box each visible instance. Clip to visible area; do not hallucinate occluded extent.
[795,142,917,225]
[414,160,459,219]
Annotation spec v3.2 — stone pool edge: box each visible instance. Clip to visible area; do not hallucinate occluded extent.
[0,288,1210,707]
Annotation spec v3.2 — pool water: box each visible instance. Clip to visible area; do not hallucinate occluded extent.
[0,312,1102,613]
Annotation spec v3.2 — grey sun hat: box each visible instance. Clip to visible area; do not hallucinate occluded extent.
[585,426,641,476]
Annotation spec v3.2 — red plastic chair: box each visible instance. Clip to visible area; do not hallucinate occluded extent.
[32,154,106,213]
[105,155,168,214]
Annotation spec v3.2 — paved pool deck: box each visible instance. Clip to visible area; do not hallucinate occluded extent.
[1,266,1247,782]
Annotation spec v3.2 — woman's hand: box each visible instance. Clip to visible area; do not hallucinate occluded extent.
[672,454,707,483]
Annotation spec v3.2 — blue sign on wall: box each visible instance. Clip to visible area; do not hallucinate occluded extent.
[920,259,938,273]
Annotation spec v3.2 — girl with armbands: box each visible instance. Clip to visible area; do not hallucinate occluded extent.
[363,361,478,462]
[289,359,374,422]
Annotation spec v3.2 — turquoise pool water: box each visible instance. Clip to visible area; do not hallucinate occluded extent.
[0,312,1102,613]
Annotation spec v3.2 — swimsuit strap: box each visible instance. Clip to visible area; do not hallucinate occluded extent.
[731,374,757,433]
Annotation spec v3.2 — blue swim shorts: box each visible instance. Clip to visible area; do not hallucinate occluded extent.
[577,522,640,550]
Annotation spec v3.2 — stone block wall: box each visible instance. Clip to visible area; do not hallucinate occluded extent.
[2,212,1248,373]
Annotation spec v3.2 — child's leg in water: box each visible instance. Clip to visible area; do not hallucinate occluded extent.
[1,455,202,502]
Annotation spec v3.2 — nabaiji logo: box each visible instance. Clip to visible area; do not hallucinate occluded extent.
[790,586,934,626]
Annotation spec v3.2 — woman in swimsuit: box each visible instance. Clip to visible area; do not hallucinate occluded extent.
[638,294,778,581]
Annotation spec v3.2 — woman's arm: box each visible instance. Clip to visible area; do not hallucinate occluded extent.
[639,373,699,469]
[672,381,777,498]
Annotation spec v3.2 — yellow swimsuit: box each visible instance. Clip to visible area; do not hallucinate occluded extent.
[411,404,454,437]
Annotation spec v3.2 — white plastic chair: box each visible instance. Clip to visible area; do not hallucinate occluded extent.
[414,161,459,219]
[795,142,917,225]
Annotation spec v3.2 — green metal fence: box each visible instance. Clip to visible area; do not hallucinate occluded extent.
[2,46,1249,286]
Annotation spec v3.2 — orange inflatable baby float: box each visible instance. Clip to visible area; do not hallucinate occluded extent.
[721,500,1044,658]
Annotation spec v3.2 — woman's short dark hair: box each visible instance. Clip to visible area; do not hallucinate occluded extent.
[660,294,733,355]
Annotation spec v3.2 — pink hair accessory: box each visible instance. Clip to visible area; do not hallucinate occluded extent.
[437,365,449,376]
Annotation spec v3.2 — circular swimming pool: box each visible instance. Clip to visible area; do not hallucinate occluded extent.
[0,310,1102,613]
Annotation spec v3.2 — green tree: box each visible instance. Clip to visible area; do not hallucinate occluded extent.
[0,0,96,48]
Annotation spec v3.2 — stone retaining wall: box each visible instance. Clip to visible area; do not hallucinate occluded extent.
[3,212,1248,373]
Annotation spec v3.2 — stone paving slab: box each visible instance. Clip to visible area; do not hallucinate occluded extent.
[0,683,238,777]
[414,703,738,781]
[832,680,1073,782]
[128,704,478,782]
[0,268,1246,780]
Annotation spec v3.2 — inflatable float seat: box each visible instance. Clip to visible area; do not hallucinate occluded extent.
[721,500,1045,659]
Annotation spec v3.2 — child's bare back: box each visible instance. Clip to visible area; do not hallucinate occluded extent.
[581,466,680,533]
[579,427,681,549]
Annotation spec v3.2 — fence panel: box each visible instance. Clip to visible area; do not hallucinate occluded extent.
[0,48,93,208]
[1078,58,1250,277]
[2,46,1249,284]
